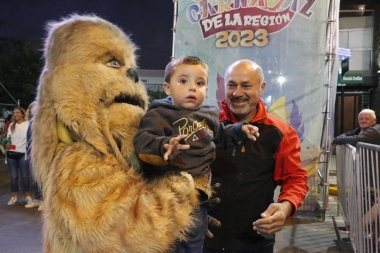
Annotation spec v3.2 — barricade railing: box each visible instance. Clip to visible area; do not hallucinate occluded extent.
[336,142,380,253]
[335,144,355,228]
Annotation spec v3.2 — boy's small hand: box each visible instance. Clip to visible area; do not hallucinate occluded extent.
[163,134,190,160]
[242,124,259,141]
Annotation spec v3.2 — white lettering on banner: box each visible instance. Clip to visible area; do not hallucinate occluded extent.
[225,13,242,26]
[244,15,260,26]
[201,14,223,32]
[202,13,291,32]
[186,0,317,48]
[186,0,316,23]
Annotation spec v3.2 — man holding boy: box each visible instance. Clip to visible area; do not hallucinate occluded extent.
[133,56,259,252]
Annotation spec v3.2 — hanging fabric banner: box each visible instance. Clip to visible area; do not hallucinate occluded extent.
[174,0,339,184]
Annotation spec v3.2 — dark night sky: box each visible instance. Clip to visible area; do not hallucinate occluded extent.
[0,0,175,70]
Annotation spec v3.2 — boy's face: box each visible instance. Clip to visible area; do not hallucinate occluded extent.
[163,64,208,110]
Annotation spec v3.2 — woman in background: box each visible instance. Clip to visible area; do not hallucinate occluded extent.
[4,107,32,206]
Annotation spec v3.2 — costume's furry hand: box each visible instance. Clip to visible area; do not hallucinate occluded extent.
[180,171,194,188]
[203,182,222,238]
[205,215,222,238]
[200,182,221,208]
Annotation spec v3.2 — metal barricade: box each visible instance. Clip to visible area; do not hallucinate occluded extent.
[357,142,380,253]
[336,142,380,253]
[336,144,356,228]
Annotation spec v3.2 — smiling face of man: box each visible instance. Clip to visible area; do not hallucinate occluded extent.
[224,60,266,123]
[358,109,377,130]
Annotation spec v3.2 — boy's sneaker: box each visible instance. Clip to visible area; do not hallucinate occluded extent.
[25,196,33,205]
[38,200,44,211]
[25,199,41,208]
[7,196,17,205]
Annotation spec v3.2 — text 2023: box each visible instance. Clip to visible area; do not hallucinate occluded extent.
[215,29,269,47]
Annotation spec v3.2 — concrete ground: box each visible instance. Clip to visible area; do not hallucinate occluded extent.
[0,156,354,253]
[0,158,43,253]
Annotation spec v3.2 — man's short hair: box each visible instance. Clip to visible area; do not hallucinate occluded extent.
[359,109,376,119]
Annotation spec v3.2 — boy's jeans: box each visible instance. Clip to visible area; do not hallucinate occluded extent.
[173,205,208,253]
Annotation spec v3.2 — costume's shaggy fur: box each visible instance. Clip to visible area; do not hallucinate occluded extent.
[31,14,198,253]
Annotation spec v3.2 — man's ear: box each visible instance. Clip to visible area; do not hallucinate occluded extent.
[260,82,267,96]
[163,82,171,96]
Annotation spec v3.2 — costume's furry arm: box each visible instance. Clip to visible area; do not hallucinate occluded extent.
[32,14,200,253]
[43,143,198,253]
[31,72,59,188]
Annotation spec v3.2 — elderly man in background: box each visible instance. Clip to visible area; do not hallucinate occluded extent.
[333,109,380,146]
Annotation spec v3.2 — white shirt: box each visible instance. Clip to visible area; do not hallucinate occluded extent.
[6,121,29,153]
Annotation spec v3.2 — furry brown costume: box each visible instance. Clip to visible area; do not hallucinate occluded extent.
[31,14,198,253]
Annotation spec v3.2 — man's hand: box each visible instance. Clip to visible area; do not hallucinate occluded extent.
[252,201,293,235]
[242,124,259,141]
[163,134,190,160]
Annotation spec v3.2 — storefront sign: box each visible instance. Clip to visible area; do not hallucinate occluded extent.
[342,73,363,84]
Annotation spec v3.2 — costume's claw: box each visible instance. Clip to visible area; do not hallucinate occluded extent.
[206,215,222,238]
[57,120,73,144]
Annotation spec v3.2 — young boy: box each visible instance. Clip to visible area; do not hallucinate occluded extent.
[133,55,259,252]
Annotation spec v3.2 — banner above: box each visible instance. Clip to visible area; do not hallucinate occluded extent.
[174,0,339,179]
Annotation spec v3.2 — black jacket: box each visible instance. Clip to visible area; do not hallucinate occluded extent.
[133,96,245,176]
[333,124,380,146]
[204,99,308,251]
